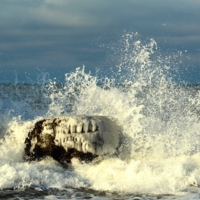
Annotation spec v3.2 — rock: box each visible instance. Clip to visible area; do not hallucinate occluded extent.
[24,115,121,165]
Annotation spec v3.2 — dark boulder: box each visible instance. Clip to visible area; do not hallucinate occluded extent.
[24,115,121,166]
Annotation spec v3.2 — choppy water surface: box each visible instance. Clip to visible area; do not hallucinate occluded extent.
[1,33,200,200]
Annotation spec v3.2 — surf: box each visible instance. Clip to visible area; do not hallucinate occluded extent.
[1,32,200,198]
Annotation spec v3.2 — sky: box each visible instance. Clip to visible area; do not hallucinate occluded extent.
[0,0,200,84]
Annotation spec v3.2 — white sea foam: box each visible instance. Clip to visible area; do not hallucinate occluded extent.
[0,33,200,199]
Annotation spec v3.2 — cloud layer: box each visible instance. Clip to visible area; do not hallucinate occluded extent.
[1,0,200,83]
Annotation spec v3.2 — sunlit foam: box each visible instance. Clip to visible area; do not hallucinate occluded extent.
[0,32,200,196]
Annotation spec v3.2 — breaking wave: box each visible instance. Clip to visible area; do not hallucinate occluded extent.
[1,32,200,199]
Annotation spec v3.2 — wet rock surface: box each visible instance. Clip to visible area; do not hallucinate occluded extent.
[24,115,120,165]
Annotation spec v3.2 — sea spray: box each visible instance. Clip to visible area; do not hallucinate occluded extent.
[70,33,200,194]
[0,32,200,196]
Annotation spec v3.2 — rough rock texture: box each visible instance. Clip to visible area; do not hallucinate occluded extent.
[24,115,120,165]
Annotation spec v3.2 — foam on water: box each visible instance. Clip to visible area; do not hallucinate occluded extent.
[1,32,200,199]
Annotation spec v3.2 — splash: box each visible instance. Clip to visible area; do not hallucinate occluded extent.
[1,32,200,196]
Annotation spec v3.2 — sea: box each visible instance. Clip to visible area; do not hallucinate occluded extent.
[1,33,200,199]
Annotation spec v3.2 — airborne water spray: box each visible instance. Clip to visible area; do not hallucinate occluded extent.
[104,32,200,159]
[1,32,200,196]
[71,32,200,194]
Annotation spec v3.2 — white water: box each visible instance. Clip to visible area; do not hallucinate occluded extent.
[1,33,200,199]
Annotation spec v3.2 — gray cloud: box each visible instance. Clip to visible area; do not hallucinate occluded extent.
[0,0,200,83]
